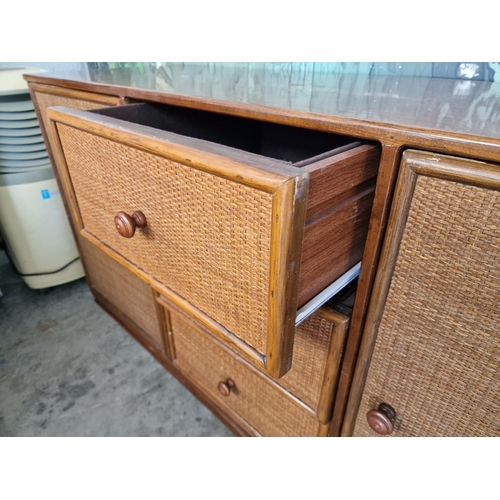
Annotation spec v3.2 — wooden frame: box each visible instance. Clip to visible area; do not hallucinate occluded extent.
[25,67,500,436]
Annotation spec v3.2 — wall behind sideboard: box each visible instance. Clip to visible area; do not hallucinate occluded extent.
[2,62,498,82]
[88,62,500,82]
[0,62,89,74]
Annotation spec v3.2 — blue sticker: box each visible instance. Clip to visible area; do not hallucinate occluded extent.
[41,189,50,199]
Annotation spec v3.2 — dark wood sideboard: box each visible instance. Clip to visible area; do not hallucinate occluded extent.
[24,65,500,436]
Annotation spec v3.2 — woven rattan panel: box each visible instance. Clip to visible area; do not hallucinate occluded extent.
[57,124,272,354]
[34,92,110,135]
[354,176,500,436]
[171,311,320,436]
[79,237,163,347]
[57,125,273,353]
[279,313,333,411]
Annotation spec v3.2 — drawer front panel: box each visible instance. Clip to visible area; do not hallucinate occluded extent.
[49,114,308,377]
[56,122,278,358]
[170,310,320,437]
[280,312,336,412]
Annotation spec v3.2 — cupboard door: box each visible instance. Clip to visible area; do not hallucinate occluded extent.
[346,150,500,437]
[79,237,166,352]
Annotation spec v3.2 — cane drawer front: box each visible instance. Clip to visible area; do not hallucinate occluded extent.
[350,151,500,437]
[168,308,322,437]
[78,236,165,349]
[47,106,311,378]
[279,306,350,422]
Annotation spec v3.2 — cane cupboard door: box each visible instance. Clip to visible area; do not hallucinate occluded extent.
[345,150,500,437]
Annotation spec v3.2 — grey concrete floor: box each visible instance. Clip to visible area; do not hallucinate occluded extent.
[0,250,233,437]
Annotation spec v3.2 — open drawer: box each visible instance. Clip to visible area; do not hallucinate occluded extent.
[46,102,379,378]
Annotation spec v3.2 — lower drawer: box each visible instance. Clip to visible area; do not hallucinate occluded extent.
[169,308,323,436]
[278,305,350,422]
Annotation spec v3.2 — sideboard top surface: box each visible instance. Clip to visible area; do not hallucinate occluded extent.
[24,63,500,161]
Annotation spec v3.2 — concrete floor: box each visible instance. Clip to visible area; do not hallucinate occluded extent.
[0,250,234,437]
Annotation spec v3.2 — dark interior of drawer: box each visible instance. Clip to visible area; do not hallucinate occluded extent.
[92,102,358,165]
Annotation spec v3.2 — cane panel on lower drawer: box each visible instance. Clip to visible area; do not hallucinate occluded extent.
[278,307,349,422]
[169,309,322,437]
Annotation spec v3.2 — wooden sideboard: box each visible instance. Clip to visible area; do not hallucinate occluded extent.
[24,65,500,437]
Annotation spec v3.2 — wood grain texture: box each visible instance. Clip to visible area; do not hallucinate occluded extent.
[158,298,176,362]
[25,70,500,163]
[303,143,380,221]
[329,145,403,436]
[298,188,375,307]
[267,175,308,377]
[29,83,121,106]
[46,106,299,192]
[316,306,350,424]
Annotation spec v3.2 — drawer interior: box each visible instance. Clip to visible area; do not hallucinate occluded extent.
[92,102,358,165]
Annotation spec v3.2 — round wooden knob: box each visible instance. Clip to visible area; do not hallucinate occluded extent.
[114,211,147,238]
[366,403,396,435]
[217,378,235,397]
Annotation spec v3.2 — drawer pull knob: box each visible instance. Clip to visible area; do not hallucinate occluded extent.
[366,403,396,435]
[114,211,147,238]
[217,378,236,397]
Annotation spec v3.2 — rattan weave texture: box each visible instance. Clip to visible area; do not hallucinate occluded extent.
[171,310,320,436]
[79,237,163,346]
[354,176,500,436]
[35,92,110,134]
[279,313,334,411]
[57,124,273,354]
